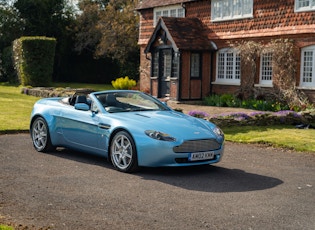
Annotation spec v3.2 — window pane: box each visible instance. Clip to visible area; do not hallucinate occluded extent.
[261,53,273,82]
[235,54,241,79]
[303,51,313,83]
[298,0,310,8]
[154,5,185,25]
[222,0,231,18]
[226,52,234,79]
[178,8,185,17]
[164,50,172,78]
[191,53,200,78]
[212,0,253,21]
[152,52,159,78]
[233,0,242,16]
[218,53,225,79]
[172,54,179,78]
[216,49,241,82]
[170,9,176,17]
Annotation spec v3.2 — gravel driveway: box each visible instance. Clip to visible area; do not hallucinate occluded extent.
[0,134,314,230]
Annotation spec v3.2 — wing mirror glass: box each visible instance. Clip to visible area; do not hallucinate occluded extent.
[74,103,90,111]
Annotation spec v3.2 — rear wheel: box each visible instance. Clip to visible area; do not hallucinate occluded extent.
[110,131,138,173]
[31,117,54,152]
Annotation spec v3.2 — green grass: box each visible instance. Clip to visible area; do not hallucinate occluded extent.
[0,84,39,132]
[223,125,315,152]
[0,224,14,230]
[0,83,314,153]
[0,83,113,133]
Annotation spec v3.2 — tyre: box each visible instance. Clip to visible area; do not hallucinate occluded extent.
[31,117,54,152]
[110,131,139,173]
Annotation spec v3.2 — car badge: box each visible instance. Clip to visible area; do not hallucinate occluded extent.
[194,132,200,135]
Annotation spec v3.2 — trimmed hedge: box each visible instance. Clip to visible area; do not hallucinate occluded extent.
[13,36,56,86]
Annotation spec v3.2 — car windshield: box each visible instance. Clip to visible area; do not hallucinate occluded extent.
[95,91,170,113]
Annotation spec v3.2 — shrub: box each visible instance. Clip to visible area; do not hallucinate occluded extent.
[111,76,137,90]
[13,36,56,86]
[204,94,291,112]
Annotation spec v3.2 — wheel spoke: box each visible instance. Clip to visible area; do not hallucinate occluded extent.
[111,132,136,172]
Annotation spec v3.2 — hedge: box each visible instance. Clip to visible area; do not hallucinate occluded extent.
[13,36,56,87]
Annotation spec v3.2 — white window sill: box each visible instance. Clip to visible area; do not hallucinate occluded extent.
[212,81,240,86]
[211,15,253,23]
[297,86,315,90]
[254,84,273,88]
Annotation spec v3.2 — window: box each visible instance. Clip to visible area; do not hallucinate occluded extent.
[190,53,201,78]
[154,5,185,25]
[211,0,253,22]
[259,52,273,86]
[152,51,159,78]
[300,46,315,88]
[216,48,240,84]
[295,0,315,12]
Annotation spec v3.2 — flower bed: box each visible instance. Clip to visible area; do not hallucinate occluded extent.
[189,110,315,127]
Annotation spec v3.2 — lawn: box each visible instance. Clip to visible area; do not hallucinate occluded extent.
[0,83,314,153]
[223,125,315,153]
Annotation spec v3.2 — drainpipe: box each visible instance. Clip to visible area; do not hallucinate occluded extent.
[209,41,218,95]
[210,51,214,95]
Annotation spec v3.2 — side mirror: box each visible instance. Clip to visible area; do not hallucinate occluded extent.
[75,103,90,111]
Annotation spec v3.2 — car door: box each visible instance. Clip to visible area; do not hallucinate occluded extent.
[60,102,102,151]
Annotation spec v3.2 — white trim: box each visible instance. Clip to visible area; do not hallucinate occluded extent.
[211,0,253,22]
[259,52,273,86]
[294,0,315,12]
[153,5,185,26]
[215,48,241,84]
[254,84,273,88]
[212,81,240,86]
[300,45,315,88]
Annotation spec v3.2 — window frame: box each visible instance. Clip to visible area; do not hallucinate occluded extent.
[294,0,315,12]
[153,5,185,26]
[211,0,253,22]
[190,53,202,79]
[300,46,315,88]
[215,48,241,85]
[259,52,273,86]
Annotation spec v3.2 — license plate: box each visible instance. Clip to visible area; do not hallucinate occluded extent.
[189,151,215,161]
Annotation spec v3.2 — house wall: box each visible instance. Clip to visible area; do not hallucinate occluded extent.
[138,0,315,102]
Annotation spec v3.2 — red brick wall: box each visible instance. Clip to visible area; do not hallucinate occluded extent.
[137,0,315,102]
[139,46,151,93]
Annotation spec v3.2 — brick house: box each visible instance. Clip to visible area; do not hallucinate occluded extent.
[136,0,315,103]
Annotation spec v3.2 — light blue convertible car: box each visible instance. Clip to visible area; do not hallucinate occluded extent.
[30,90,224,173]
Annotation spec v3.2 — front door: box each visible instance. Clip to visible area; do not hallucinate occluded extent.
[159,49,172,97]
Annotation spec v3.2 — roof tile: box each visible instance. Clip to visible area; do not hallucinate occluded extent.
[136,0,196,10]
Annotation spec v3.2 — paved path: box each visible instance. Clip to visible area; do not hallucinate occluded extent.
[0,134,314,229]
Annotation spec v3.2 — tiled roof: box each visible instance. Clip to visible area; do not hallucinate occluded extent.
[145,17,215,53]
[136,0,196,10]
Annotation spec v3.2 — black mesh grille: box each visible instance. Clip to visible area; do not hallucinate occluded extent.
[173,139,220,153]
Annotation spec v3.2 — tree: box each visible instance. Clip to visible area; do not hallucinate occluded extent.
[13,0,77,82]
[0,1,24,81]
[75,0,140,78]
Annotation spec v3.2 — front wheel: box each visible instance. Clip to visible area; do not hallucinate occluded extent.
[31,117,54,152]
[110,131,139,173]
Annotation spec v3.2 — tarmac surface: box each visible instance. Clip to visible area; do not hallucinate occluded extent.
[0,134,314,229]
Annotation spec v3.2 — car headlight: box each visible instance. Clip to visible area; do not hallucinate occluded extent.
[212,126,224,138]
[145,130,176,142]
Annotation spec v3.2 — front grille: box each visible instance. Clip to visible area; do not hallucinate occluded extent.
[173,139,220,153]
